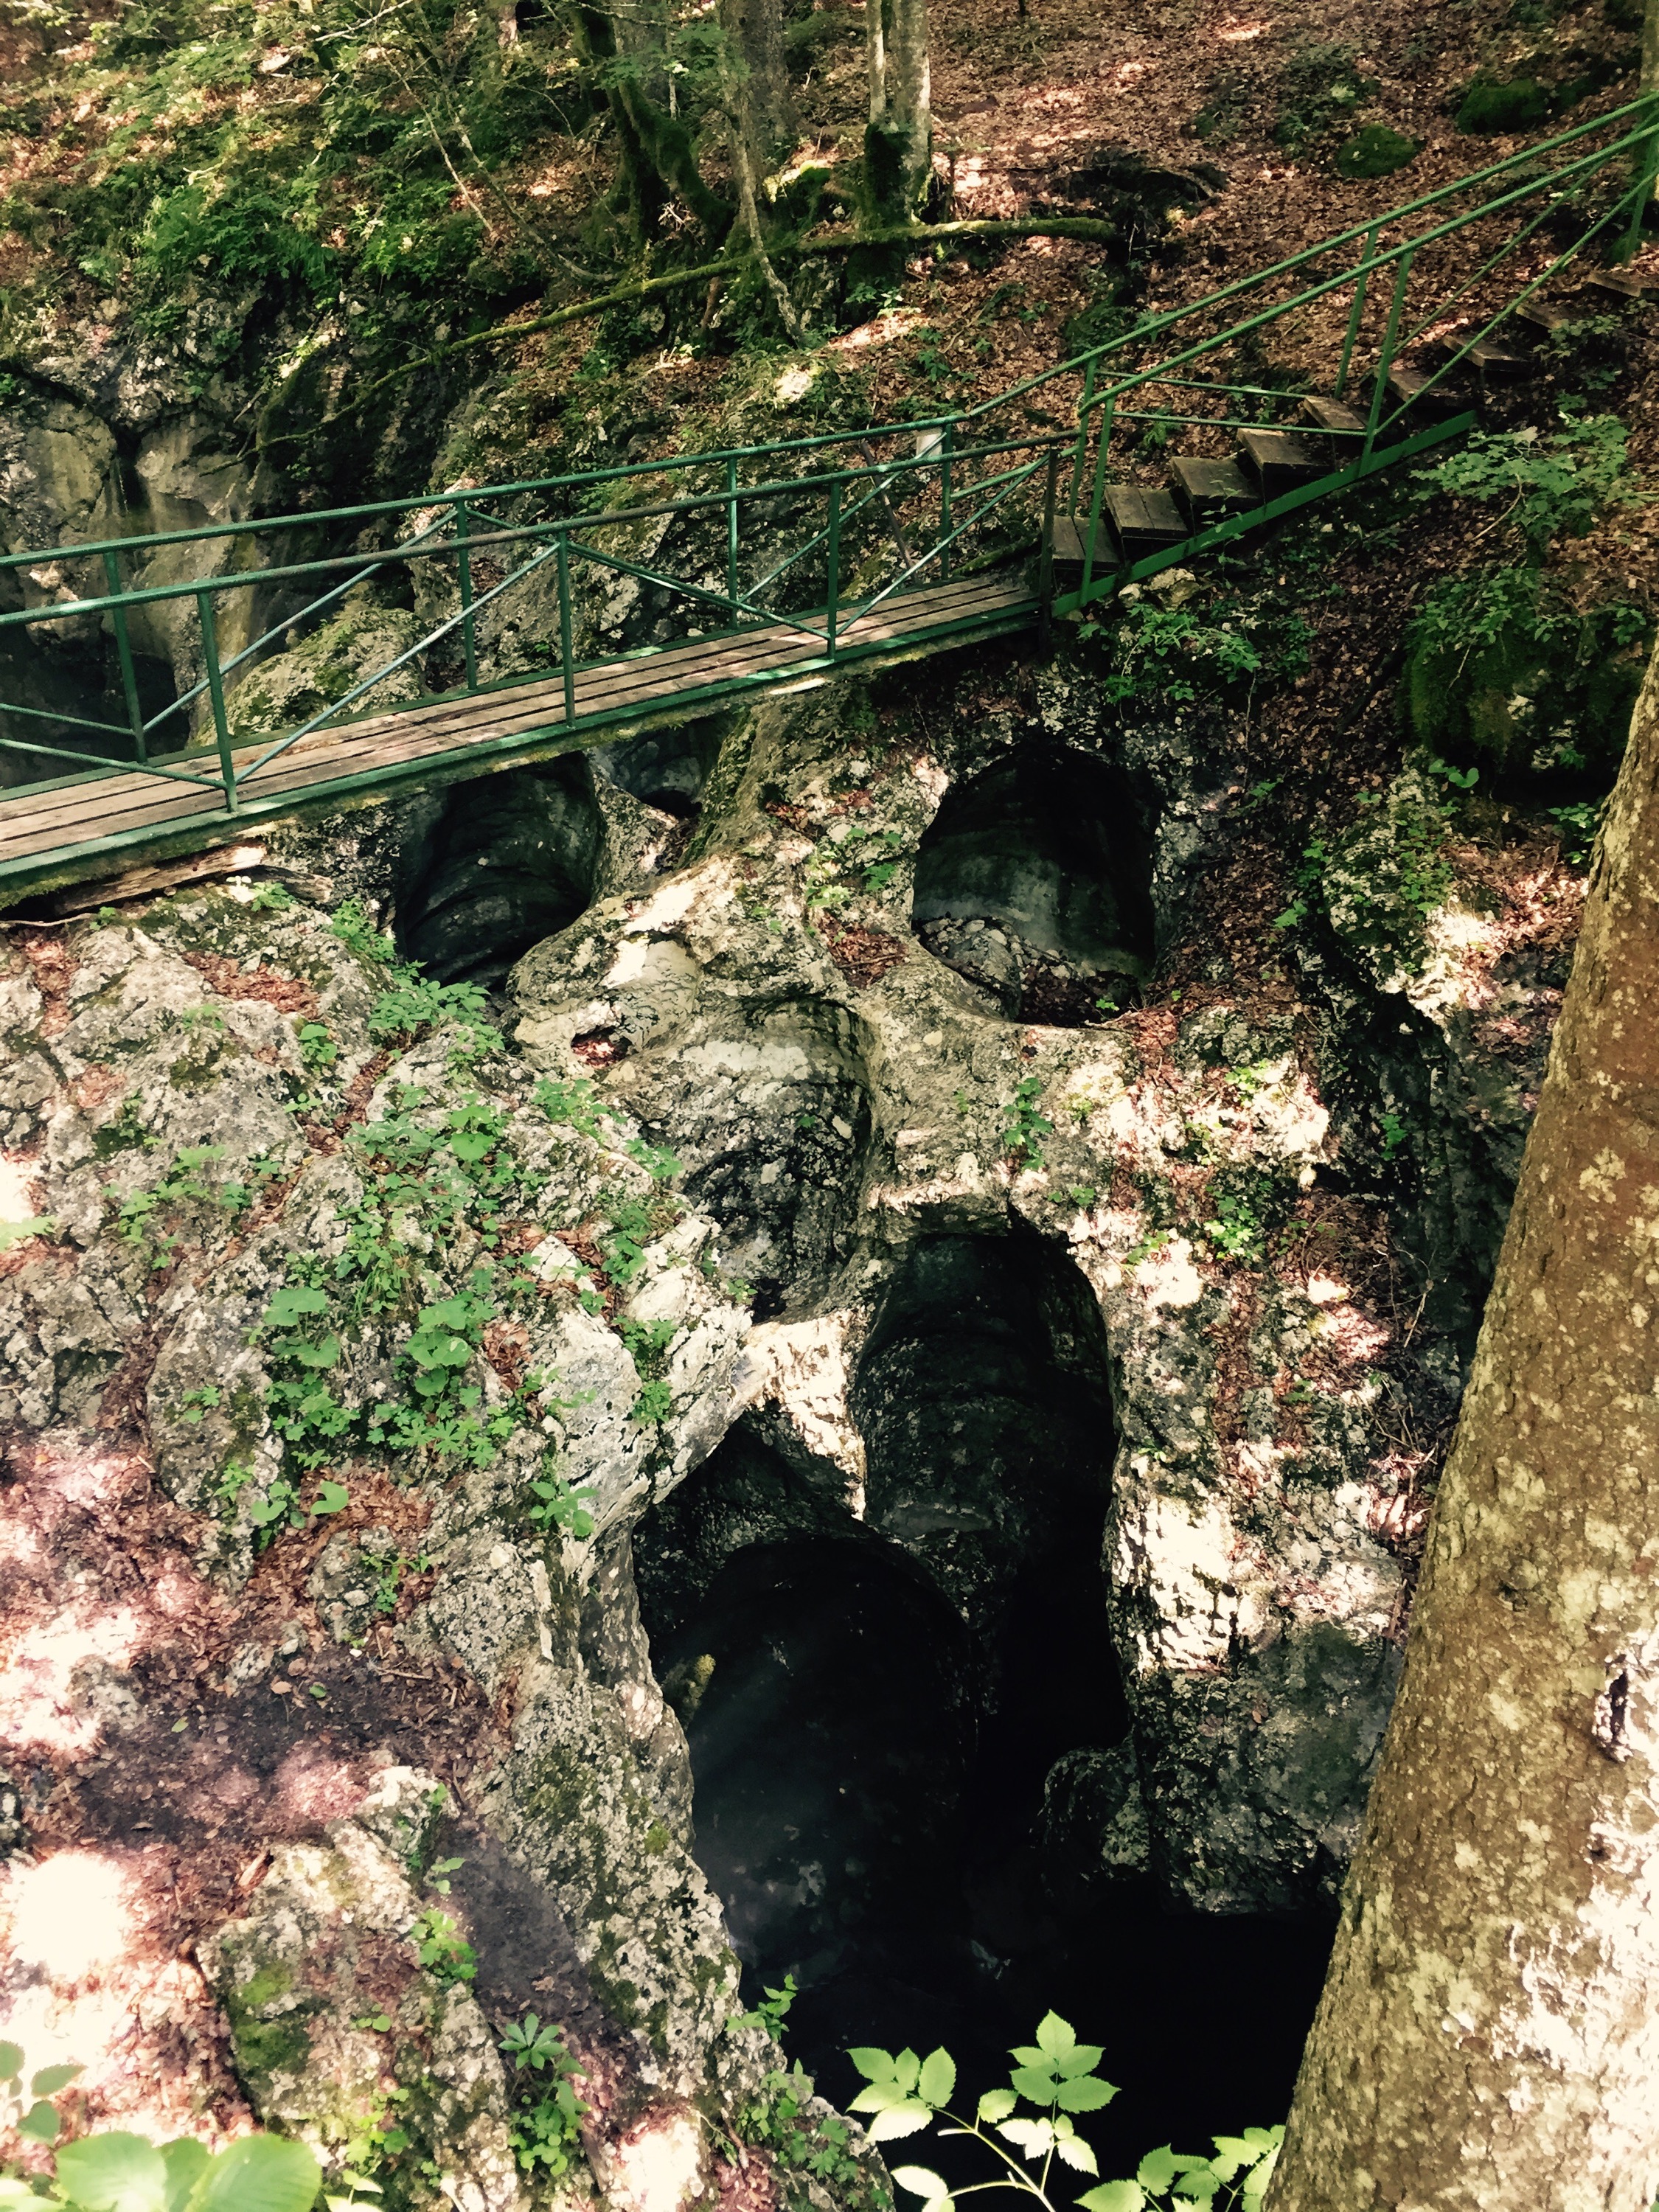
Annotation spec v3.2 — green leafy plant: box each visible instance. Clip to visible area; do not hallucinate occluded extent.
[1413,414,1644,557]
[1203,1192,1265,1267]
[499,2015,588,2177]
[846,2014,1281,2212]
[1003,1077,1054,1170]
[408,1907,476,1985]
[0,2042,321,2211]
[526,1461,597,1540]
[0,1217,57,1256]
[1549,799,1602,866]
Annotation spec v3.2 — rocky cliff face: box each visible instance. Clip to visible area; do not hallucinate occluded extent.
[0,577,1576,2202]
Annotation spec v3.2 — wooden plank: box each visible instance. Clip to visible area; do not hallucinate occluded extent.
[0,573,1033,866]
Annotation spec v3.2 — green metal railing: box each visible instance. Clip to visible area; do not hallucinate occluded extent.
[1,90,1655,849]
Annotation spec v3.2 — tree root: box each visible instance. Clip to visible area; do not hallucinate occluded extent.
[331,214,1119,417]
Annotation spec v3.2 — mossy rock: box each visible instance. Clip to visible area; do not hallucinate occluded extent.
[1455,76,1551,133]
[1402,572,1650,783]
[1335,124,1419,179]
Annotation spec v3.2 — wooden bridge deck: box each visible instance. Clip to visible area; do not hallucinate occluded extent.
[0,571,1034,897]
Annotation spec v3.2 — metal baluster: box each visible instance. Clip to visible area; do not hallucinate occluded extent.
[557,532,575,726]
[1365,249,1415,458]
[1079,397,1114,604]
[939,423,954,583]
[1067,358,1096,513]
[103,548,147,766]
[1335,224,1380,400]
[1623,90,1659,259]
[1038,447,1060,655]
[825,477,842,658]
[197,589,237,815]
[455,498,478,691]
[726,456,740,611]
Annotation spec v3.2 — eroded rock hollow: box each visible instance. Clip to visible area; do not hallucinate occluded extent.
[0,637,1553,2208]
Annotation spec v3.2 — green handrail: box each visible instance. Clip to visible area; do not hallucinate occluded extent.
[1,88,1652,849]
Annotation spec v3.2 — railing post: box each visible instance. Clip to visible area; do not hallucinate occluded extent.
[103,548,147,765]
[825,476,842,658]
[454,498,478,691]
[939,423,954,583]
[1365,248,1414,457]
[1621,90,1659,259]
[196,588,237,815]
[1037,446,1059,655]
[557,530,575,726]
[1335,224,1380,400]
[1067,358,1096,514]
[726,456,740,610]
[1079,397,1114,604]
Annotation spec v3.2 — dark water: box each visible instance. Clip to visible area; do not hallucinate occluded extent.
[655,1534,1332,2182]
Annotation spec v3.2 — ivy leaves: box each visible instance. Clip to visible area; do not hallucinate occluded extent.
[846,2016,1280,2212]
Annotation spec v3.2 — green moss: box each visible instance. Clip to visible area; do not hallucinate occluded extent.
[232,2013,313,2079]
[643,1820,672,1856]
[1455,76,1551,132]
[1335,124,1419,178]
[237,1962,296,2012]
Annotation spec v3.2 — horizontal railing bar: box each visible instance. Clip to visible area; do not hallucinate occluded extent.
[0,698,139,740]
[0,412,969,577]
[962,91,1658,423]
[0,433,1071,637]
[0,729,228,789]
[1074,121,1652,426]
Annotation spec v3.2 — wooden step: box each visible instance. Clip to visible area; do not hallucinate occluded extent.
[1466,337,1535,380]
[1586,269,1659,304]
[1299,397,1367,440]
[1051,518,1108,569]
[1169,456,1256,525]
[1102,486,1188,557]
[1385,366,1464,420]
[1237,428,1324,496]
[1514,297,1579,338]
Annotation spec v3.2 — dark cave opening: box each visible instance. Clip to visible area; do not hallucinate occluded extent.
[0,630,178,790]
[911,748,1156,1024]
[634,1229,1331,2170]
[394,753,603,989]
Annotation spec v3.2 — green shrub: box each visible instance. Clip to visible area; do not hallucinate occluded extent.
[1335,124,1419,179]
[1455,77,1551,133]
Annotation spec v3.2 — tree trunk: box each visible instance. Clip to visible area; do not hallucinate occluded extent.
[1267,655,1659,2211]
[719,0,796,176]
[565,1,733,242]
[863,0,931,224]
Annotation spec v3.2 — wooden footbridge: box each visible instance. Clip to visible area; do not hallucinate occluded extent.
[2,99,1655,902]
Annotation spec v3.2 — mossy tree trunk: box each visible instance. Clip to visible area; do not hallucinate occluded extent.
[863,0,932,226]
[718,0,796,176]
[566,1,733,242]
[1266,650,1659,2212]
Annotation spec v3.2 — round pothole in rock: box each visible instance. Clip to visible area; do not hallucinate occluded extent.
[662,1001,874,1321]
[590,715,726,818]
[911,748,1155,1023]
[636,1228,1332,2165]
[395,754,603,990]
